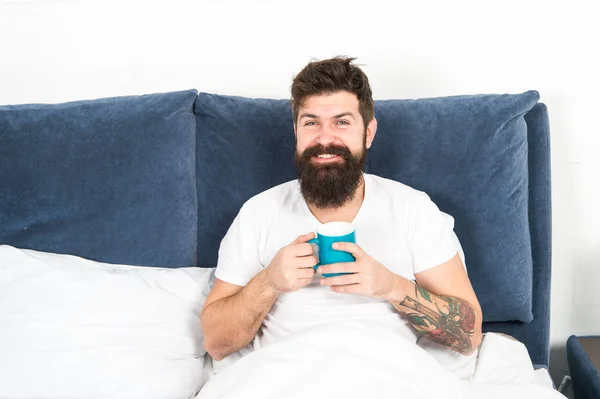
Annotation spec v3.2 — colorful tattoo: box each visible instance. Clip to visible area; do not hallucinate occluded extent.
[398,285,476,354]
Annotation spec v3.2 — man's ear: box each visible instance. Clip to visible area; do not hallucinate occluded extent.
[366,118,377,149]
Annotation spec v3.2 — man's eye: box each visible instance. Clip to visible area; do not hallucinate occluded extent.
[305,121,317,126]
[336,120,349,125]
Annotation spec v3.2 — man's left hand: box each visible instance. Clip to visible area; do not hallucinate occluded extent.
[318,242,406,302]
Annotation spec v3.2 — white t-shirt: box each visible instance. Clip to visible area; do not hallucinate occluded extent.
[215,173,459,350]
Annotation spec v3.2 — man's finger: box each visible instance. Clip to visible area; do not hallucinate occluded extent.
[319,262,358,275]
[294,243,315,256]
[320,273,360,287]
[293,232,316,244]
[332,241,365,258]
[299,277,315,287]
[299,268,316,279]
[296,255,319,268]
[331,284,361,295]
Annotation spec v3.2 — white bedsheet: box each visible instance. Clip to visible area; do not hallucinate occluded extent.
[197,322,564,399]
[203,345,555,391]
[534,368,555,389]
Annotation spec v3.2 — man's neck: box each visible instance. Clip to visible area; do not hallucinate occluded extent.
[306,177,365,224]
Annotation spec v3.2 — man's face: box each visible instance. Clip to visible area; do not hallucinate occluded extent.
[294,91,377,208]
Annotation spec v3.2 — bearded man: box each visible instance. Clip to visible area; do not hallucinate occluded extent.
[200,57,483,363]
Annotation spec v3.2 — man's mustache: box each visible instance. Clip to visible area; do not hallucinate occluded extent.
[301,144,352,160]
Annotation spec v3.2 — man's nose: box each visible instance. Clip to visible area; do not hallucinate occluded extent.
[316,127,335,145]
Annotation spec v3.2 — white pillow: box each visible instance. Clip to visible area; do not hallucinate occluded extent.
[0,245,215,399]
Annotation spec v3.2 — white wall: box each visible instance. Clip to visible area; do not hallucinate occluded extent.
[2,0,598,388]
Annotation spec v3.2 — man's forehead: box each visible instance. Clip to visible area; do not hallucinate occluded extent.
[299,92,360,117]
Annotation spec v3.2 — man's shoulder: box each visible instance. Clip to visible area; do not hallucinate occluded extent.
[367,174,453,229]
[366,174,431,204]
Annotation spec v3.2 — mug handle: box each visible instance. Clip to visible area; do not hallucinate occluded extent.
[308,237,320,269]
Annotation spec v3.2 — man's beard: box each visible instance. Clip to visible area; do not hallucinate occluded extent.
[295,142,367,209]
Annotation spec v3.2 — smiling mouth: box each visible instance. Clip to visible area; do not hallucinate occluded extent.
[312,154,343,162]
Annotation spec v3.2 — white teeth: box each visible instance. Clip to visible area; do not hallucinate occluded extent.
[317,154,336,159]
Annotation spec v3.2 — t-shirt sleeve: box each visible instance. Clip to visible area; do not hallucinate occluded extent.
[214,202,264,287]
[410,192,459,274]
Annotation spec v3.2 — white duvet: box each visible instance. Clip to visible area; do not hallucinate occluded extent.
[197,322,565,399]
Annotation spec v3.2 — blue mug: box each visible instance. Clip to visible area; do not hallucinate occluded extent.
[308,222,356,278]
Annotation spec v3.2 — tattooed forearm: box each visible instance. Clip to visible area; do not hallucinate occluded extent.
[396,285,477,354]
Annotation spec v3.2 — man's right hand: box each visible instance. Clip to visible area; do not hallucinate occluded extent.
[263,232,318,293]
[203,232,318,360]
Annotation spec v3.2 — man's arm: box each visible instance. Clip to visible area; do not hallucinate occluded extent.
[319,245,483,355]
[390,254,482,355]
[201,233,317,361]
[201,273,278,361]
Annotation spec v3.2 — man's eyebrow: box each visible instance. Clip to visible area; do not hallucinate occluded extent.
[299,112,356,119]
[299,113,318,119]
[333,112,355,119]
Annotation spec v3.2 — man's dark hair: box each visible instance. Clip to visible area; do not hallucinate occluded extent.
[291,57,374,129]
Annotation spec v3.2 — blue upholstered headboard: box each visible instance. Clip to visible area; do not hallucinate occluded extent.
[0,91,199,267]
[482,103,552,367]
[0,90,551,366]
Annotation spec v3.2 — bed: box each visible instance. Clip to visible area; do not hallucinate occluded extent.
[0,89,559,398]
